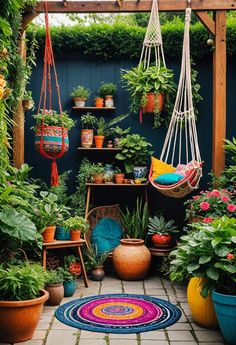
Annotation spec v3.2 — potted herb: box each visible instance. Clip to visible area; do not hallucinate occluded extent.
[63,216,89,241]
[147,215,178,246]
[98,82,117,107]
[70,85,91,107]
[0,263,48,343]
[115,134,153,178]
[91,162,105,184]
[170,216,236,335]
[80,112,97,148]
[122,65,175,127]
[114,167,125,184]
[86,245,110,281]
[45,269,64,306]
[22,90,34,110]
[33,109,75,155]
[93,113,128,148]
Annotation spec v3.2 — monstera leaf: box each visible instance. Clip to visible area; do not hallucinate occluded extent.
[0,208,37,242]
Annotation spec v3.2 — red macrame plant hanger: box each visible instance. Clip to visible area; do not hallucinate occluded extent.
[36,1,66,186]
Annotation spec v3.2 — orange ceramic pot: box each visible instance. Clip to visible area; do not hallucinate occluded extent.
[45,283,64,306]
[42,225,56,243]
[94,135,105,148]
[143,93,164,113]
[115,174,125,184]
[95,97,104,107]
[0,289,49,343]
[81,129,94,148]
[93,174,103,184]
[70,230,81,241]
[187,277,218,329]
[113,239,151,280]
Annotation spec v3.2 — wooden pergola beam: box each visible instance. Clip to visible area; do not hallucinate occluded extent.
[25,0,236,14]
[196,11,215,35]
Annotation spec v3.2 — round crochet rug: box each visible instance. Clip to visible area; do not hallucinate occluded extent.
[55,294,181,333]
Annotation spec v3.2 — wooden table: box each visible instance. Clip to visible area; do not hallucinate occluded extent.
[42,239,89,287]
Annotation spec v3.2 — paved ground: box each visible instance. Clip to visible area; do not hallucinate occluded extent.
[10,275,226,345]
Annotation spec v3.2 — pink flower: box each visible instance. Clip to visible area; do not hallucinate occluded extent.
[227,253,234,260]
[227,204,236,213]
[193,195,200,200]
[211,190,221,197]
[221,196,230,203]
[200,201,210,211]
[203,217,213,223]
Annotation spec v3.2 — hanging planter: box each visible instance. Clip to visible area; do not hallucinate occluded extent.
[35,125,69,156]
[143,93,164,113]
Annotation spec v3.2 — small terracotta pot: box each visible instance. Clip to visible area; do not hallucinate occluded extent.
[93,174,103,184]
[91,266,105,281]
[70,230,81,241]
[115,173,125,184]
[0,289,49,343]
[81,129,94,148]
[123,179,131,184]
[94,135,105,148]
[95,97,104,107]
[73,97,86,107]
[45,283,64,306]
[143,93,164,113]
[42,225,56,243]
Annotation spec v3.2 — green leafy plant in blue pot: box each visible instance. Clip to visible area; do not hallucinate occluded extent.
[169,216,236,344]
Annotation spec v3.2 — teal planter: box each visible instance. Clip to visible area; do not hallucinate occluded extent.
[63,280,76,297]
[55,226,70,240]
[212,290,236,344]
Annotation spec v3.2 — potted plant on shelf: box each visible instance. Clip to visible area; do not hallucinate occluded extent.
[184,189,236,223]
[93,113,128,148]
[169,216,236,334]
[22,90,34,110]
[98,82,117,108]
[112,126,131,147]
[114,167,125,184]
[45,269,64,306]
[32,109,75,155]
[91,162,105,184]
[86,245,110,281]
[80,112,97,148]
[0,263,48,343]
[63,216,89,241]
[70,85,91,107]
[115,134,153,178]
[58,255,82,297]
[147,215,178,246]
[121,64,175,127]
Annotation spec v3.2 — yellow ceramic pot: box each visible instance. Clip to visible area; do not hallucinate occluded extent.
[187,277,218,329]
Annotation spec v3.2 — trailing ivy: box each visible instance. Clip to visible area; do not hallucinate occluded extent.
[27,19,236,61]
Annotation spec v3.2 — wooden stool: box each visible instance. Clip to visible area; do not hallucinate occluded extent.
[42,239,89,287]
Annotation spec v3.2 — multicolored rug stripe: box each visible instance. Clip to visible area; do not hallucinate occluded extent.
[55,294,181,334]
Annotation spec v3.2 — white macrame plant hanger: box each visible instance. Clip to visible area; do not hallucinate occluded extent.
[150,7,203,198]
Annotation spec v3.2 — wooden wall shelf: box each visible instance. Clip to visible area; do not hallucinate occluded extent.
[73,106,115,110]
[86,183,149,187]
[78,147,120,151]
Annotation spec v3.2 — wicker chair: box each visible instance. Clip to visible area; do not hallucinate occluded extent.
[85,204,121,251]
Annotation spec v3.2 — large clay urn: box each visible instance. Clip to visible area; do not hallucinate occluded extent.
[112,239,151,280]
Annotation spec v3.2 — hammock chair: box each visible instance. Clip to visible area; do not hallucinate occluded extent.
[149,6,203,198]
[138,0,166,123]
[34,1,68,186]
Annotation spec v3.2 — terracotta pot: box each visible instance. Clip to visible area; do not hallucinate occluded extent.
[0,289,49,343]
[91,266,105,281]
[105,95,114,107]
[143,93,164,113]
[81,129,94,148]
[152,234,172,246]
[94,135,105,148]
[187,277,218,329]
[115,173,125,184]
[123,179,131,184]
[113,239,151,280]
[42,225,56,243]
[45,283,64,306]
[70,230,81,241]
[95,97,104,107]
[73,97,86,107]
[93,174,103,184]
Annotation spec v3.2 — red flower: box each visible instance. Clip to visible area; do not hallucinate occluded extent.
[193,195,200,200]
[211,190,221,197]
[200,201,210,211]
[203,217,213,223]
[227,204,236,213]
[221,196,229,202]
[227,253,234,260]
[69,262,81,277]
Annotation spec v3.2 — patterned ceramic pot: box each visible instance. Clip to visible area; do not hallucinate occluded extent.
[73,97,86,107]
[133,166,147,179]
[103,164,114,183]
[35,126,69,156]
[81,129,94,148]
[105,95,114,107]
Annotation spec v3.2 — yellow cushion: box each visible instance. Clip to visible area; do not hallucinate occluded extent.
[151,156,176,179]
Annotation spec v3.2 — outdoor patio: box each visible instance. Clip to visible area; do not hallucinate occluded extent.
[26,275,225,345]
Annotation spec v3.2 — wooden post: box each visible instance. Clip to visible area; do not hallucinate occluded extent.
[13,31,26,168]
[212,11,226,176]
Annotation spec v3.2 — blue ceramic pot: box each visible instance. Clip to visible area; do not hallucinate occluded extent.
[55,226,70,240]
[133,166,147,179]
[63,280,76,297]
[212,290,236,344]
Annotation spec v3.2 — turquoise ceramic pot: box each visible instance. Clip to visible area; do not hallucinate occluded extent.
[212,290,236,344]
[55,226,70,240]
[133,166,147,179]
[63,280,76,297]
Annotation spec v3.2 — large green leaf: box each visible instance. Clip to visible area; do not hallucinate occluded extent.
[0,208,37,241]
[214,245,230,257]
[0,17,12,36]
[199,256,211,264]
[206,267,219,281]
